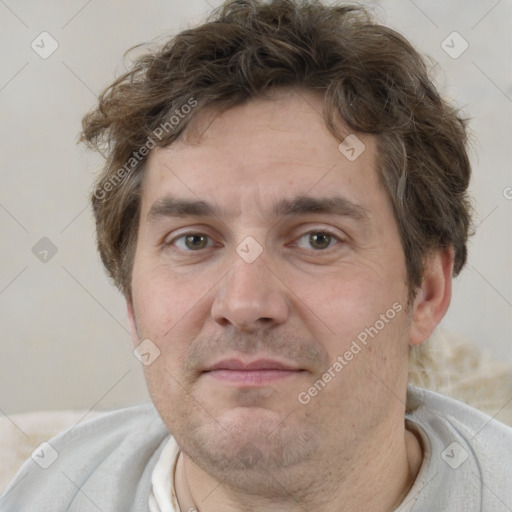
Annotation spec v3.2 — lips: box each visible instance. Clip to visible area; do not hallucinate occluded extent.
[206,358,300,372]
[203,358,303,385]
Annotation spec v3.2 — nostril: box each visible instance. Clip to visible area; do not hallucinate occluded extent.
[215,317,231,327]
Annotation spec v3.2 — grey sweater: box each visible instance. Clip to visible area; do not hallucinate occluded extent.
[1,386,512,511]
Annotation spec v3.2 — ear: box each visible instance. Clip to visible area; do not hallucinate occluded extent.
[409,246,455,346]
[126,299,139,348]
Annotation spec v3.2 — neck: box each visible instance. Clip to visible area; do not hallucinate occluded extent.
[174,422,423,512]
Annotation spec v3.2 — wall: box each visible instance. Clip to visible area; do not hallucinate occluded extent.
[1,0,510,414]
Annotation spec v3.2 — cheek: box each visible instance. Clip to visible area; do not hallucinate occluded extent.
[131,264,213,341]
[293,265,407,354]
[303,266,399,313]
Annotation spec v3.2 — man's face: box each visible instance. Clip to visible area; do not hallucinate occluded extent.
[129,89,414,484]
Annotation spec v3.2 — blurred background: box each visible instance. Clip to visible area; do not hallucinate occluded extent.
[1,0,511,415]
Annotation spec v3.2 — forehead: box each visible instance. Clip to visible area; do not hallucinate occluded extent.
[141,89,386,219]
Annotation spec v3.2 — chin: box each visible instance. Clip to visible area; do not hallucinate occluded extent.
[178,406,320,483]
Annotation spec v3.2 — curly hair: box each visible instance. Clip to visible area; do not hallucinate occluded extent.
[80,0,474,302]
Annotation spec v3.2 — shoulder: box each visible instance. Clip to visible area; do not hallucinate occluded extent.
[406,385,512,509]
[407,385,512,447]
[0,403,170,512]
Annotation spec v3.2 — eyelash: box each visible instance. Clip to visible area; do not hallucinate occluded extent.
[292,230,342,250]
[167,232,217,251]
[166,229,344,252]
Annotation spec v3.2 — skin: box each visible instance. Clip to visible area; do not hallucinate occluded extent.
[127,88,454,511]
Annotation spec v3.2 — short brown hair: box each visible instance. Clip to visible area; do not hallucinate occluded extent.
[81,0,474,302]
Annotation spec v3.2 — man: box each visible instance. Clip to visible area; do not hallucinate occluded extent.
[2,0,511,510]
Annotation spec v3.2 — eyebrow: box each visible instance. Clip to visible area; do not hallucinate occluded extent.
[146,195,371,225]
[272,196,371,222]
[147,197,217,222]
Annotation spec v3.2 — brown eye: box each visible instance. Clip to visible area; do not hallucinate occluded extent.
[308,232,333,250]
[184,234,209,250]
[294,231,339,251]
[170,233,213,251]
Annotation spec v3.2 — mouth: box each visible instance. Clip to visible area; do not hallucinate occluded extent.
[203,358,305,385]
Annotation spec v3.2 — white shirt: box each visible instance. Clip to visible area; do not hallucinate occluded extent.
[149,416,431,511]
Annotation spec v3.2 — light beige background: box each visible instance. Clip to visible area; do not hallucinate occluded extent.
[1,0,511,415]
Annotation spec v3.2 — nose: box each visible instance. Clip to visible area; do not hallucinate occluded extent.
[211,256,290,331]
